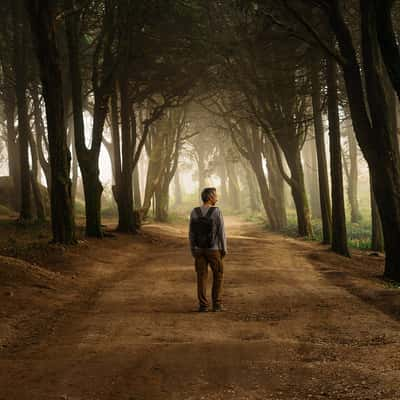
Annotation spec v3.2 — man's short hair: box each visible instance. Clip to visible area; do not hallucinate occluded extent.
[201,187,216,203]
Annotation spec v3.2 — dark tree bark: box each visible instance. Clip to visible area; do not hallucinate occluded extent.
[25,0,76,243]
[65,0,115,237]
[327,55,349,257]
[110,83,122,203]
[375,0,400,102]
[282,140,313,237]
[325,1,400,279]
[370,174,384,252]
[71,133,78,206]
[13,0,32,221]
[116,75,136,232]
[310,55,332,243]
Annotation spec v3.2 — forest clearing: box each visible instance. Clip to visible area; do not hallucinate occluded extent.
[1,217,399,400]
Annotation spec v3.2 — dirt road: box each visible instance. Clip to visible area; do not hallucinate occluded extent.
[1,217,400,399]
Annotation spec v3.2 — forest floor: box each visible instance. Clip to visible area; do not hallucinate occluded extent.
[1,216,400,400]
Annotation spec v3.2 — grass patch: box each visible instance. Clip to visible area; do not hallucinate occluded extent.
[255,207,375,251]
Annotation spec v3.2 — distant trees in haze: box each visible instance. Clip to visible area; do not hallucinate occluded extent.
[0,0,400,280]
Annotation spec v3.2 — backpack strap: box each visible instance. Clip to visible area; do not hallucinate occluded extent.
[206,207,217,218]
[194,207,202,218]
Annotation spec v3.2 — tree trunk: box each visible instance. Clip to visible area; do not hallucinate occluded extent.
[346,127,361,223]
[287,153,312,236]
[155,177,169,222]
[197,151,206,194]
[311,55,332,243]
[250,156,280,230]
[116,77,136,233]
[218,160,229,207]
[133,164,142,209]
[227,162,240,210]
[28,132,46,221]
[279,138,313,237]
[327,0,400,280]
[264,138,287,228]
[375,0,400,102]
[303,139,320,218]
[31,84,51,191]
[25,0,76,243]
[244,162,260,212]
[30,172,46,221]
[327,56,350,257]
[65,0,104,237]
[13,0,32,221]
[370,173,384,252]
[110,82,122,203]
[71,134,78,206]
[174,169,182,206]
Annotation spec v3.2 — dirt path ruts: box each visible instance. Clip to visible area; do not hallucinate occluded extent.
[1,217,400,400]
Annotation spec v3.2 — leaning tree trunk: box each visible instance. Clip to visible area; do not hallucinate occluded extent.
[250,154,280,230]
[25,0,76,243]
[279,138,313,237]
[133,165,142,209]
[244,162,260,212]
[13,0,32,221]
[311,55,332,243]
[327,56,350,257]
[264,137,287,229]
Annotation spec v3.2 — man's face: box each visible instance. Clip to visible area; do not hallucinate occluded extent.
[210,192,218,206]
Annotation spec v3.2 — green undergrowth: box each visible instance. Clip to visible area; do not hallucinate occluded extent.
[275,208,373,250]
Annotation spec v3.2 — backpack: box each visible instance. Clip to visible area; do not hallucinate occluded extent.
[191,207,218,248]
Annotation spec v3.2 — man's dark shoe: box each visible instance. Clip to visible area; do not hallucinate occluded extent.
[212,304,223,312]
[198,306,208,312]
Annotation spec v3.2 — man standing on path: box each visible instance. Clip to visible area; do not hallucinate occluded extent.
[189,187,227,312]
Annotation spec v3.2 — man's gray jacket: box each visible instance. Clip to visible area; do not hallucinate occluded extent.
[189,206,227,255]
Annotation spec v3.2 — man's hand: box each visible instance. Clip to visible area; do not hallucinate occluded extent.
[220,249,226,258]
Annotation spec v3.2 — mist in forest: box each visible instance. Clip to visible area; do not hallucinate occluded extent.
[0,0,400,280]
